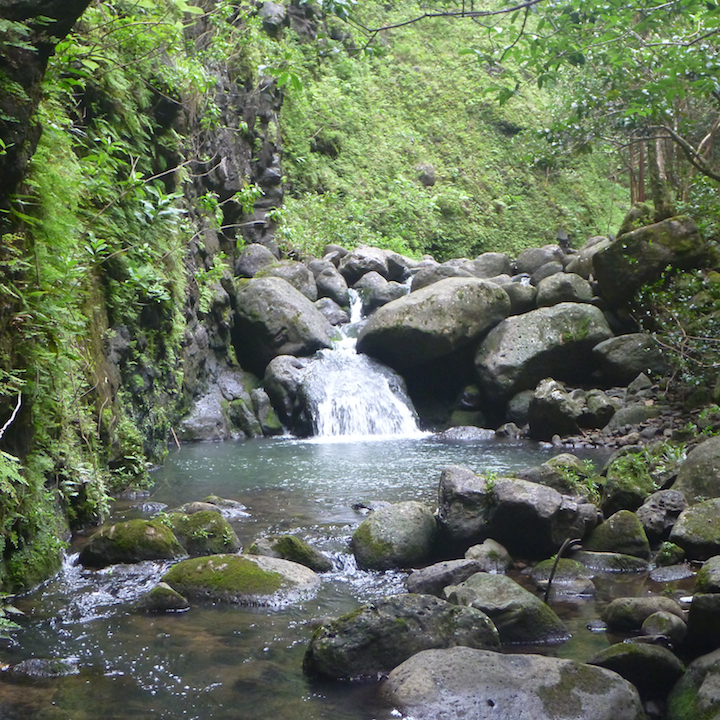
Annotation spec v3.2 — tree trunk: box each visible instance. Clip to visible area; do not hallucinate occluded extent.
[648,137,675,220]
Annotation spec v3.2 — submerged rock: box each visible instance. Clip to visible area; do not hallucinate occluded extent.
[384,647,645,720]
[303,593,499,680]
[572,550,649,573]
[602,596,686,632]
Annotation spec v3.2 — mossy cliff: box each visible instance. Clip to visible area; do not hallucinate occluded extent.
[0,0,630,591]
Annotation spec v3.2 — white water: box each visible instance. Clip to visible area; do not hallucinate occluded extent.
[302,290,425,440]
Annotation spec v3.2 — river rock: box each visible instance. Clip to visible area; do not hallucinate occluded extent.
[584,510,651,559]
[362,279,407,315]
[464,538,513,572]
[314,265,350,307]
[234,243,277,278]
[593,215,710,304]
[527,379,584,438]
[641,611,688,646]
[536,272,594,307]
[263,355,312,432]
[529,558,593,596]
[636,490,688,543]
[410,264,473,291]
[472,252,512,278]
[161,554,319,605]
[667,647,720,720]
[565,236,612,278]
[515,244,565,274]
[232,277,332,375]
[696,555,720,593]
[601,451,658,516]
[443,572,569,644]
[165,510,241,557]
[671,435,720,505]
[531,260,564,285]
[686,593,720,652]
[572,550,649,573]
[351,501,437,570]
[357,277,511,371]
[516,453,597,498]
[436,465,597,557]
[256,260,318,301]
[79,519,185,568]
[655,541,686,566]
[588,642,685,700]
[137,582,190,613]
[303,593,499,680]
[406,559,487,596]
[503,280,537,315]
[593,333,669,385]
[338,245,391,284]
[474,302,613,405]
[602,596,686,632]
[384,646,645,720]
[314,297,349,325]
[669,498,720,560]
[176,387,231,441]
[248,534,333,572]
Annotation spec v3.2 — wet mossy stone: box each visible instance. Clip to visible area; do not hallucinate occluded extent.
[406,558,487,596]
[303,593,500,680]
[672,435,720,505]
[137,582,190,613]
[602,596,686,633]
[667,647,720,720]
[696,555,720,593]
[6,658,80,679]
[464,538,513,573]
[572,550,649,573]
[443,572,569,645]
[584,510,651,560]
[588,642,685,700]
[161,554,319,605]
[602,456,657,516]
[686,593,720,652]
[248,534,333,573]
[79,519,185,568]
[351,501,437,570]
[669,498,720,560]
[165,510,240,557]
[655,541,686,567]
[641,611,688,646]
[384,647,645,720]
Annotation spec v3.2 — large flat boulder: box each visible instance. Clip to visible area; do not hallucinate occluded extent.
[356,277,510,371]
[474,302,613,405]
[232,277,332,375]
[384,647,645,720]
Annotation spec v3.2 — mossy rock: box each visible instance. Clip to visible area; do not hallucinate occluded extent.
[602,455,657,515]
[573,550,649,573]
[655,541,685,567]
[667,647,720,720]
[79,519,185,568]
[584,510,651,559]
[602,596,686,633]
[137,582,190,613]
[248,534,333,573]
[161,554,319,605]
[530,558,591,584]
[165,510,240,557]
[670,498,720,560]
[695,555,720,593]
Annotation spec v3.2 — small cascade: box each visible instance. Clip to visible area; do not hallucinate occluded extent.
[301,290,423,440]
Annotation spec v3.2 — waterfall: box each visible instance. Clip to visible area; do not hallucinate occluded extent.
[301,291,424,440]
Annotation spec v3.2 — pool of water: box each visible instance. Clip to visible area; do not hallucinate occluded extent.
[0,435,686,719]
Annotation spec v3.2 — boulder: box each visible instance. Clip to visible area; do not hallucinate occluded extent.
[636,490,688,543]
[672,435,720,505]
[315,265,350,307]
[250,387,284,436]
[516,453,599,499]
[79,519,185,568]
[655,541,686,567]
[593,215,709,304]
[443,572,569,644]
[410,264,473,292]
[572,550,649,573]
[584,510,651,559]
[696,555,720,593]
[436,465,597,557]
[529,558,595,599]
[686,593,720,652]
[464,538,513,573]
[602,596,686,632]
[593,333,669,385]
[263,355,312,432]
[641,611,688,646]
[357,277,511,371]
[669,498,720,560]
[565,236,612,278]
[303,593,499,680]
[256,260,318,300]
[588,642,685,700]
[233,277,332,375]
[475,302,613,405]
[406,559,487,596]
[667,647,720,720]
[177,387,231,441]
[161,554,319,605]
[137,582,190,613]
[248,534,333,573]
[536,272,594,307]
[472,252,512,278]
[515,244,565,275]
[503,280,537,315]
[314,297,350,325]
[531,260,564,285]
[384,647,645,720]
[234,243,277,278]
[527,379,584,438]
[165,510,241,557]
[601,451,658,516]
[338,246,391,284]
[361,280,407,315]
[351,501,437,570]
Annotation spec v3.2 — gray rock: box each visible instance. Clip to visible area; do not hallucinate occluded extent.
[670,498,720,560]
[655,542,686,567]
[7,658,80,679]
[565,236,612,278]
[338,245,390,285]
[257,260,318,300]
[472,252,512,278]
[504,280,537,315]
[137,582,190,613]
[351,501,437,570]
[594,333,669,385]
[357,277,510,371]
[384,647,645,720]
[233,277,332,375]
[248,534,333,573]
[177,387,230,441]
[641,611,688,646]
[263,354,311,430]
[250,387,283,436]
[475,302,613,405]
[572,550,649,573]
[528,379,585,439]
[584,510,651,559]
[315,265,350,307]
[536,272,594,307]
[529,558,595,599]
[686,594,720,652]
[410,264,473,291]
[234,243,277,278]
[667,647,720,720]
[314,297,350,325]
[303,594,499,680]
[602,596,686,632]
[443,572,569,644]
[515,244,565,275]
[530,260,564,285]
[353,269,387,291]
[696,555,720,593]
[672,435,720,505]
[406,559,487,596]
[636,490,688,543]
[464,538,513,573]
[432,426,495,443]
[165,510,241,557]
[362,280,407,315]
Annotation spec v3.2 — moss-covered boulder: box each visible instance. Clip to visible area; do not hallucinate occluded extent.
[696,555,720,593]
[443,572,569,644]
[165,510,240,557]
[655,541,686,567]
[584,510,651,559]
[636,490,688,543]
[464,538,514,573]
[356,277,511,371]
[601,453,658,515]
[572,550,649,573]
[672,435,720,505]
[303,593,499,680]
[384,647,645,720]
[602,596,686,633]
[351,501,437,570]
[686,593,720,652]
[161,554,319,605]
[248,534,333,573]
[79,519,185,568]
[667,647,720,720]
[136,582,190,613]
[669,498,720,560]
[641,611,688,646]
[530,558,595,598]
[588,642,685,700]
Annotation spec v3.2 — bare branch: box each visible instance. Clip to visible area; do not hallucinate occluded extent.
[0,394,22,443]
